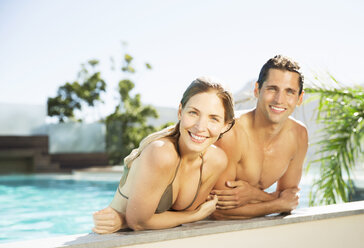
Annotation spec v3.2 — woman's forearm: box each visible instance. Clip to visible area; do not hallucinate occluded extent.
[126,209,200,231]
[126,196,218,231]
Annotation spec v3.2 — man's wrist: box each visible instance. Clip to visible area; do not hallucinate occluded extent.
[254,189,278,202]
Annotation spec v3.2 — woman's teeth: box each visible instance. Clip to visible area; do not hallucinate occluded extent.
[190,132,206,141]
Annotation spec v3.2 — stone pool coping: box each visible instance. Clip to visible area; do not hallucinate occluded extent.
[3,200,364,248]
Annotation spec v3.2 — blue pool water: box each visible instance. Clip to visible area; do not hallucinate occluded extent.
[0,174,119,244]
[0,173,311,244]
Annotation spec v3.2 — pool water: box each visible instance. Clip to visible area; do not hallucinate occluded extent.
[0,174,119,244]
[0,174,311,244]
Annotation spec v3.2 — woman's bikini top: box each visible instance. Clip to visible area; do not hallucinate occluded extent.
[109,153,204,214]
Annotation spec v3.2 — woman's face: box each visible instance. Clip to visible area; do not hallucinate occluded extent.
[178,91,228,154]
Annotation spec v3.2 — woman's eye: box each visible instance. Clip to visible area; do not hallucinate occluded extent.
[189,111,197,115]
[210,116,221,122]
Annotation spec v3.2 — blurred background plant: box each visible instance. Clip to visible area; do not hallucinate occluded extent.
[47,59,106,123]
[305,73,364,206]
[47,45,173,165]
[105,53,159,165]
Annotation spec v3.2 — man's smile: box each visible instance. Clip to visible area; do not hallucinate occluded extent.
[270,105,286,113]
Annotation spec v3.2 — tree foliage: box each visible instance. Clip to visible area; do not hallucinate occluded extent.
[47,60,106,122]
[305,74,364,206]
[48,49,160,165]
[106,54,158,164]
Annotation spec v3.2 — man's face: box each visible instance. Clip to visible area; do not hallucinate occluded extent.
[254,68,303,124]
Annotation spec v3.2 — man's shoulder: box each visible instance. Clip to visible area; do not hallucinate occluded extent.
[234,108,254,119]
[233,109,254,136]
[287,116,308,143]
[287,116,308,132]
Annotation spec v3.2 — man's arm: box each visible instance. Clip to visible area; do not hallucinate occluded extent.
[211,180,278,209]
[275,125,308,193]
[211,187,299,220]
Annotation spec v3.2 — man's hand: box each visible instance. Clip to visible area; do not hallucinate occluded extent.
[211,180,256,209]
[92,206,127,234]
[277,187,300,213]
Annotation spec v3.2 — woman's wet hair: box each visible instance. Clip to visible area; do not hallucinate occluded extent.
[124,77,235,167]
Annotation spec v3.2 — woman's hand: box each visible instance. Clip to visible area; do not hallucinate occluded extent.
[195,195,218,220]
[92,206,128,234]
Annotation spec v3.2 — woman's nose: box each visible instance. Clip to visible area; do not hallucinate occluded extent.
[195,117,208,131]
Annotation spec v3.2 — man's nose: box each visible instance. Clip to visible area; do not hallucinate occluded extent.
[274,91,285,103]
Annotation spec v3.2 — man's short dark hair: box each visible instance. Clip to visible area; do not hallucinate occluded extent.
[257,55,304,95]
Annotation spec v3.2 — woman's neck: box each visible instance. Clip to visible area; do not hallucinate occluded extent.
[177,137,203,164]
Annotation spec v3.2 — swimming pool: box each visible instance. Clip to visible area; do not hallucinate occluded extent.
[0,174,119,244]
[0,173,311,244]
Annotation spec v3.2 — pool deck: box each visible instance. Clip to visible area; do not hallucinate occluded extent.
[2,200,364,248]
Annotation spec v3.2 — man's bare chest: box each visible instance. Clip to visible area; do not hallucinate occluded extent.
[236,142,295,189]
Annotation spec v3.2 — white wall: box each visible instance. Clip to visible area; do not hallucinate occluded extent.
[0,103,177,153]
[0,103,47,135]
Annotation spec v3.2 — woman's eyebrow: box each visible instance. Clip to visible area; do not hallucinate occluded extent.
[186,106,200,111]
[210,114,223,119]
[187,105,223,118]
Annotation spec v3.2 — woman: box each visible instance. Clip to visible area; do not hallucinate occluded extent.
[93,77,235,232]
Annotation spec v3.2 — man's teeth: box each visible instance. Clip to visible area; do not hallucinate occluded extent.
[190,133,206,141]
[271,106,285,111]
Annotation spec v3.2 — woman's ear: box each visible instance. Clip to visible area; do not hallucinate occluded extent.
[219,119,235,139]
[178,104,182,120]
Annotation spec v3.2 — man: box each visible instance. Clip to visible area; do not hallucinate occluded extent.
[211,55,308,219]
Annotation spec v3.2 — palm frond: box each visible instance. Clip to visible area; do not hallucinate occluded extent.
[305,74,364,206]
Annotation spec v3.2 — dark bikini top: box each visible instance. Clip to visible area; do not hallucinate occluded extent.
[117,154,204,214]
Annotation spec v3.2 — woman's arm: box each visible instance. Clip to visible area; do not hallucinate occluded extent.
[93,196,218,232]
[123,140,218,230]
[93,141,226,233]
[93,206,127,234]
[127,195,217,230]
[126,142,227,231]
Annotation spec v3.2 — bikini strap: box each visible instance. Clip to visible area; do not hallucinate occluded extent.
[180,153,204,211]
[170,157,182,184]
[169,139,182,184]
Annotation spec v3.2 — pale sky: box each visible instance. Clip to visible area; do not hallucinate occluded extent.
[1,0,363,119]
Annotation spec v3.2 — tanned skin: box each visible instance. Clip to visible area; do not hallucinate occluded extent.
[211,69,308,220]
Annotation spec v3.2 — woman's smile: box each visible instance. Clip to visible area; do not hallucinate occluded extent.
[188,131,208,143]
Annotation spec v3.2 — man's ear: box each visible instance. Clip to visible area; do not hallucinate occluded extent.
[254,82,260,98]
[177,104,182,120]
[297,90,304,106]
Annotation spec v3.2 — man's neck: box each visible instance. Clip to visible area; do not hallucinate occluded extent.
[251,109,286,145]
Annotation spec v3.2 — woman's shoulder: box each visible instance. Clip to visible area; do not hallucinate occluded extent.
[140,138,179,169]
